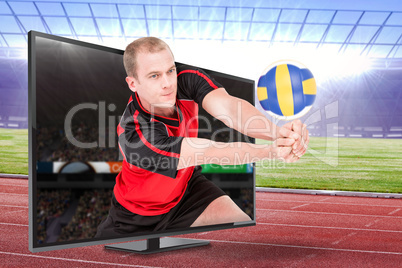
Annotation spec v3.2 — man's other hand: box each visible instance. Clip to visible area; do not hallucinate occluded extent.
[276,119,309,158]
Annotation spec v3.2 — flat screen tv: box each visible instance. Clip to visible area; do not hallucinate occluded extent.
[28,31,255,253]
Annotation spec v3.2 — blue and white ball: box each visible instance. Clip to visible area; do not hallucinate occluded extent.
[257,61,317,120]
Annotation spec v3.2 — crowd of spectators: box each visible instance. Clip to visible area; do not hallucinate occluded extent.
[240,188,254,219]
[57,189,112,241]
[37,125,62,160]
[36,189,71,244]
[36,186,252,244]
[37,123,119,162]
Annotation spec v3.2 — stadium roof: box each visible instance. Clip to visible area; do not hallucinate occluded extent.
[1,0,402,59]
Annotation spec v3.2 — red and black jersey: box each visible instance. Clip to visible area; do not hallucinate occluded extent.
[114,65,223,216]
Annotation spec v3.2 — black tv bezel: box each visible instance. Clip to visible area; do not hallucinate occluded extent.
[28,30,256,252]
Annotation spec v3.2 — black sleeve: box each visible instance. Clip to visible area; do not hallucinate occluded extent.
[118,111,183,179]
[176,65,223,105]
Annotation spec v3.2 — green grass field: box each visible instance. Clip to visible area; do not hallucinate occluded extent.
[0,128,401,193]
[256,137,402,193]
[0,128,28,175]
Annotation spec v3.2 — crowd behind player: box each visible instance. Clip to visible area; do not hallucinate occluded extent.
[36,189,112,243]
[58,189,112,241]
[36,190,71,244]
[37,187,252,243]
[37,123,118,162]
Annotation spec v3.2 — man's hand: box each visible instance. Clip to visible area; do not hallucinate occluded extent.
[271,138,300,163]
[276,119,309,159]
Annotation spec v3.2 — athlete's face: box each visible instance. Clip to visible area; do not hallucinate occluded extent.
[126,49,177,117]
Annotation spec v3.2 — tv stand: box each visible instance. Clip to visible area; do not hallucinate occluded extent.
[105,237,210,254]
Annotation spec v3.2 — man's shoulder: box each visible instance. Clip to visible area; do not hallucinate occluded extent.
[176,64,198,71]
[176,63,222,104]
[176,64,210,88]
[176,64,199,77]
[176,65,197,99]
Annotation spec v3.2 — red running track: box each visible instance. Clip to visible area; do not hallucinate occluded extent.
[0,177,401,267]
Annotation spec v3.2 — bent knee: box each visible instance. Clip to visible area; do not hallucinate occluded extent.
[192,196,251,227]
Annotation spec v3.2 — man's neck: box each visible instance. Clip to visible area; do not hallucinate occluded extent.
[137,94,177,119]
[153,106,177,118]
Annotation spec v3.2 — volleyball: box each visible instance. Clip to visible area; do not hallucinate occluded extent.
[257,61,317,120]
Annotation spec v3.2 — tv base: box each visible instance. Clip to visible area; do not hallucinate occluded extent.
[105,237,209,254]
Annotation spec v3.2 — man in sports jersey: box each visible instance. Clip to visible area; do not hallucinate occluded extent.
[96,37,308,237]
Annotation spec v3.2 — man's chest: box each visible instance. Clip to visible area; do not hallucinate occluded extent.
[169,100,199,137]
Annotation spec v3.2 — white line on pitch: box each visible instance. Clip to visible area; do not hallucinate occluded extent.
[0,193,28,196]
[257,209,402,218]
[388,208,401,215]
[0,183,28,187]
[0,222,28,227]
[200,239,402,255]
[364,219,382,228]
[332,232,357,245]
[257,222,402,233]
[319,197,334,202]
[0,251,159,267]
[291,204,310,209]
[257,198,402,208]
[0,205,28,208]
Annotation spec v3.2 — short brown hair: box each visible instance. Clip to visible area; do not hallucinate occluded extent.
[123,37,173,79]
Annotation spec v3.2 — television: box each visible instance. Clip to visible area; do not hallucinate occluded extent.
[28,31,256,253]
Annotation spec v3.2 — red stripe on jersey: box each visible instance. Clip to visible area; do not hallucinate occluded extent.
[117,123,125,136]
[118,142,127,161]
[128,95,133,103]
[133,110,180,159]
[177,70,219,89]
[134,92,151,115]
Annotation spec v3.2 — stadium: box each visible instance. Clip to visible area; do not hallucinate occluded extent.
[0,0,401,267]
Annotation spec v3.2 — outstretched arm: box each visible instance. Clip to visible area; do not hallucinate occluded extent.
[201,88,309,158]
[177,137,298,170]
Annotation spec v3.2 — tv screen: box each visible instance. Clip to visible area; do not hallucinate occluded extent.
[28,31,255,253]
